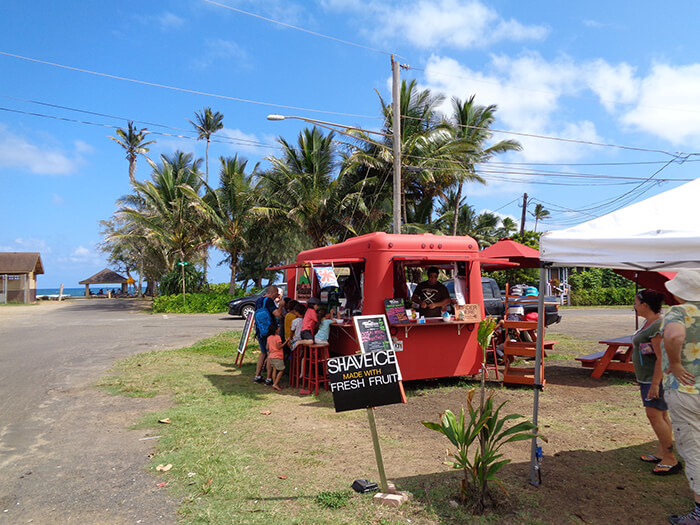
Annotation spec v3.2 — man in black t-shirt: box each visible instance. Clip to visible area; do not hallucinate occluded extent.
[411,266,451,317]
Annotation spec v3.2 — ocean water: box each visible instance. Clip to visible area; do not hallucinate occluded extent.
[36,287,145,297]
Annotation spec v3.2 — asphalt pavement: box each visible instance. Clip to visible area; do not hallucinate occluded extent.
[0,298,243,524]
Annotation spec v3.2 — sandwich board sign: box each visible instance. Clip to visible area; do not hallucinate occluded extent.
[327,314,405,412]
[234,311,255,367]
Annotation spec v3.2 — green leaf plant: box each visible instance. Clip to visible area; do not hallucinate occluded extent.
[421,388,541,513]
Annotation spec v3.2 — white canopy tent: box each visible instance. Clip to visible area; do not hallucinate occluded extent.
[526,177,700,485]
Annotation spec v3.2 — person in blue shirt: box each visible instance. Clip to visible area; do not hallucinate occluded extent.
[314,308,333,344]
[253,286,281,384]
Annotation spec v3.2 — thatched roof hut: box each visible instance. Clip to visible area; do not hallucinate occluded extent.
[0,252,44,303]
[79,268,128,297]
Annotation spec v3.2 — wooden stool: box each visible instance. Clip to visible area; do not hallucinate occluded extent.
[300,343,330,396]
[288,345,302,388]
[483,338,500,380]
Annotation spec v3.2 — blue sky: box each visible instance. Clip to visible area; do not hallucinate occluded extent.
[1,1,699,287]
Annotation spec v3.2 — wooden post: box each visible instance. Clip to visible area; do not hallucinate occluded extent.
[366,407,389,493]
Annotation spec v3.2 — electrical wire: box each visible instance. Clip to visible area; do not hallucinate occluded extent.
[0,106,280,150]
[201,0,397,57]
[0,50,380,120]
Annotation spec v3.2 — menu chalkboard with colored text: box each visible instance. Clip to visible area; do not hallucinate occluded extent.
[353,314,394,354]
[384,298,409,324]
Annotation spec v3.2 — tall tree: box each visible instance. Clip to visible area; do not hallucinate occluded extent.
[119,152,206,282]
[189,107,224,184]
[185,155,264,294]
[448,96,521,235]
[264,127,348,247]
[109,122,155,185]
[533,203,551,232]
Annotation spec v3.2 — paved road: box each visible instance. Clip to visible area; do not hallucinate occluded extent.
[0,299,243,524]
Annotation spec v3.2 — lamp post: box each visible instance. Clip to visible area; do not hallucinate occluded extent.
[266,113,401,233]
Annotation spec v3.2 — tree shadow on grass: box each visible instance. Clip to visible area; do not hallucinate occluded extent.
[392,442,691,524]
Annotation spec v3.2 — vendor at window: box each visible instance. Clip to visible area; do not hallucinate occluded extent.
[411,266,451,317]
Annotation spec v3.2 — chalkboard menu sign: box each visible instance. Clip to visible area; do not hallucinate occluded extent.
[328,350,404,412]
[353,315,394,353]
[234,311,255,367]
[384,298,409,324]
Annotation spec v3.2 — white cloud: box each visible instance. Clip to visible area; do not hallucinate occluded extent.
[0,238,52,253]
[621,63,700,145]
[157,12,185,30]
[219,128,277,156]
[51,193,64,206]
[192,39,249,70]
[323,0,548,49]
[422,53,600,162]
[0,125,87,175]
[63,245,102,265]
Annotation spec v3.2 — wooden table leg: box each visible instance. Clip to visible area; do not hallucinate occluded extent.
[591,344,618,379]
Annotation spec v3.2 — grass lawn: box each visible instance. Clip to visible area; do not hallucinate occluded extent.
[97,331,693,524]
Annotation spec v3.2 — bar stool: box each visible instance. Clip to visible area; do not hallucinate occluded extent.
[288,345,302,388]
[300,343,330,396]
[483,337,500,380]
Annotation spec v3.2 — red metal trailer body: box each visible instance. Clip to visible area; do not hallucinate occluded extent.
[284,232,485,381]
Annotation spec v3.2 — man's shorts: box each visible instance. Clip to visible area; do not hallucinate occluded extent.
[269,358,285,371]
[256,333,268,354]
[639,382,669,410]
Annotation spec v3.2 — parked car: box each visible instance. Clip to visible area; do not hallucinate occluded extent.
[227,283,287,319]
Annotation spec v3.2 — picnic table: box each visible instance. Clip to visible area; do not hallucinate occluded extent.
[575,335,634,379]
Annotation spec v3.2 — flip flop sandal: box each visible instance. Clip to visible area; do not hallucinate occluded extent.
[652,463,682,476]
[640,455,661,463]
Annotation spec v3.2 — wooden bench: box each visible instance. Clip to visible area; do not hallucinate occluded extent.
[575,349,628,368]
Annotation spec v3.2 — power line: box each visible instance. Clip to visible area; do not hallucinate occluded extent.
[0,50,380,120]
[0,93,276,149]
[0,106,280,150]
[202,0,396,57]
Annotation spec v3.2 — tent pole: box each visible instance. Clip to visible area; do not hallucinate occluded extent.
[529,266,547,486]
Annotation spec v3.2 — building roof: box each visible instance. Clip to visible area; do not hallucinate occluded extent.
[0,252,44,274]
[79,268,128,285]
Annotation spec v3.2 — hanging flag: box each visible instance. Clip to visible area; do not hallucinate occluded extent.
[315,266,339,288]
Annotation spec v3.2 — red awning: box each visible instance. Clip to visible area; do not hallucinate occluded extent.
[266,257,365,271]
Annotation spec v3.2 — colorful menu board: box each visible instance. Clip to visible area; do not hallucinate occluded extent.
[353,314,394,353]
[383,298,409,324]
[234,311,255,367]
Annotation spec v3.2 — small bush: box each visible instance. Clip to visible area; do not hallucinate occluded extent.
[152,292,232,313]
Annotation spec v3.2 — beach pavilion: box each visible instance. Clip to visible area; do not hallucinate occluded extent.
[78,268,129,297]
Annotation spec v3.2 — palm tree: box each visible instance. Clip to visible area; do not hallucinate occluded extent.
[119,152,207,294]
[109,122,155,185]
[263,127,347,247]
[448,96,521,235]
[498,216,518,238]
[185,155,265,294]
[533,203,551,232]
[189,107,224,184]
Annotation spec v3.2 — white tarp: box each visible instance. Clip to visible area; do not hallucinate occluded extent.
[539,177,700,271]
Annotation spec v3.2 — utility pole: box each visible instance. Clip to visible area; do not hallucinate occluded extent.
[391,55,401,234]
[519,192,528,238]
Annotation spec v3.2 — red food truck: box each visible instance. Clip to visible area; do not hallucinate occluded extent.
[272,232,500,382]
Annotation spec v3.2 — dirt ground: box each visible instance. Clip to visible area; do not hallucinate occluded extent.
[0,303,692,524]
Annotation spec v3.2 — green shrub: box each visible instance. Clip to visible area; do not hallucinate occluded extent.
[160,265,205,295]
[152,292,232,313]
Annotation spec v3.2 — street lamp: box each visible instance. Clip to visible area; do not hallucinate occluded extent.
[266,113,401,233]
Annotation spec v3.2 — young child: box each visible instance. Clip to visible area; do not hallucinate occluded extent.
[314,308,333,344]
[299,297,320,344]
[289,303,305,350]
[266,324,288,391]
